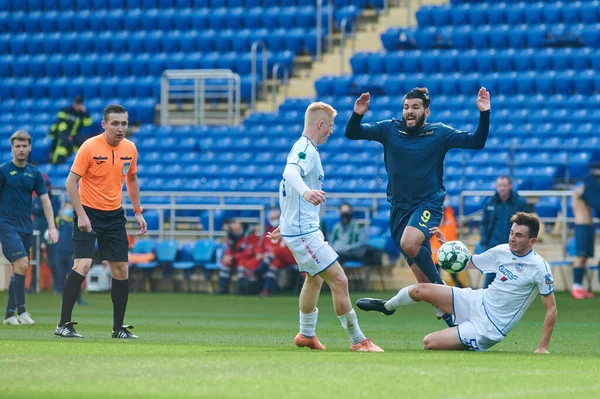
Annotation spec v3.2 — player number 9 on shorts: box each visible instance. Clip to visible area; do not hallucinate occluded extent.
[421,210,431,223]
[438,241,470,274]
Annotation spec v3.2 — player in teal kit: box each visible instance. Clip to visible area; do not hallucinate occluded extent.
[1,131,58,326]
[345,87,491,325]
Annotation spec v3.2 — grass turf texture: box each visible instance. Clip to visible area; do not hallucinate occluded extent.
[1,291,599,399]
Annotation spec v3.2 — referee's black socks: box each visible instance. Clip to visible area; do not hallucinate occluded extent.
[59,271,85,327]
[111,279,129,331]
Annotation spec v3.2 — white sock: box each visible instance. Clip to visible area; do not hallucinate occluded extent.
[572,284,583,290]
[385,285,417,310]
[338,309,366,345]
[299,308,318,337]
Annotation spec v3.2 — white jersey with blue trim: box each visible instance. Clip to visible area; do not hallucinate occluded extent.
[471,244,555,336]
[279,136,324,237]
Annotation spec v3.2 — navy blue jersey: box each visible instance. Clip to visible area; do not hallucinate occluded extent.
[0,161,47,233]
[346,111,490,209]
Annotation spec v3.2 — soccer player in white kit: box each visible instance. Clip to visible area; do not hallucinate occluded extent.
[266,102,383,352]
[357,212,557,353]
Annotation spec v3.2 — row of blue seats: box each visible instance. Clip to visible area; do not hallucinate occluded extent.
[351,48,600,75]
[1,29,322,56]
[381,24,599,51]
[315,71,600,97]
[279,94,600,112]
[0,51,295,79]
[1,0,381,12]
[1,6,357,34]
[417,2,600,27]
[0,76,256,103]
[246,110,600,127]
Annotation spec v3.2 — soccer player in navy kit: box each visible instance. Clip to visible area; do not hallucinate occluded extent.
[1,131,58,326]
[345,87,491,325]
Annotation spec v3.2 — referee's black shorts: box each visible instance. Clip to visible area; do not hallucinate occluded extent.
[73,205,128,262]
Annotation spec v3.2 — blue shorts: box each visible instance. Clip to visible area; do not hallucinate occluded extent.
[390,200,444,263]
[581,175,600,211]
[575,224,594,258]
[0,229,32,263]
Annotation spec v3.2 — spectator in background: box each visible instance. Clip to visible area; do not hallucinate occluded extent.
[218,220,262,295]
[31,179,61,294]
[570,164,600,299]
[479,175,529,288]
[55,201,87,306]
[48,96,93,164]
[259,209,298,297]
[330,202,382,266]
[430,196,466,288]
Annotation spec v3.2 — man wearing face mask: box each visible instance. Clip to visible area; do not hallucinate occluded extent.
[346,87,491,327]
[330,203,381,267]
[479,176,529,288]
[259,209,298,297]
[218,220,262,295]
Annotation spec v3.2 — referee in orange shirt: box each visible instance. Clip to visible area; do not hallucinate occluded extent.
[54,104,147,339]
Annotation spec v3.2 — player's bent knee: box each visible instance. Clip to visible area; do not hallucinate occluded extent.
[400,239,419,258]
[12,257,29,274]
[110,262,129,279]
[423,334,439,350]
[73,259,93,276]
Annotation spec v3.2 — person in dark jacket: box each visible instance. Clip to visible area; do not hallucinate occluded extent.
[479,175,529,288]
[48,96,93,164]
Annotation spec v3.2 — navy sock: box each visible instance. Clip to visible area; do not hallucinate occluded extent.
[111,279,129,331]
[59,271,85,326]
[411,246,443,285]
[13,273,26,315]
[483,273,496,288]
[5,276,16,319]
[573,267,585,286]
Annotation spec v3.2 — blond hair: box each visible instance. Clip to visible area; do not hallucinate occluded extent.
[305,102,337,125]
[10,130,31,145]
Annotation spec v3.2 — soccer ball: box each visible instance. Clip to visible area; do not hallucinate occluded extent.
[438,241,470,274]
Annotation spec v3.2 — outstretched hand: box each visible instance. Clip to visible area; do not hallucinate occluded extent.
[476,87,491,112]
[354,93,370,115]
[429,227,447,245]
[266,226,281,242]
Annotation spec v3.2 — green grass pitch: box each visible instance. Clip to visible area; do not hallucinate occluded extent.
[1,291,599,399]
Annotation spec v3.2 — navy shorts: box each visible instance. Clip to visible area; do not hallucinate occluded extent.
[581,175,600,211]
[574,224,594,258]
[0,229,32,263]
[390,201,444,262]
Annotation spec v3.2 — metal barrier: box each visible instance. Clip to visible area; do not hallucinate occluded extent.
[339,17,357,74]
[458,190,577,261]
[271,63,289,113]
[316,0,334,61]
[160,69,241,126]
[250,40,268,111]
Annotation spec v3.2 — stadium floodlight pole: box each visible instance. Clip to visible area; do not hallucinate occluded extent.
[250,40,267,111]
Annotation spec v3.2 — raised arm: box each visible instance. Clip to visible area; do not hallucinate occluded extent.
[444,87,491,150]
[345,93,388,143]
[535,292,557,354]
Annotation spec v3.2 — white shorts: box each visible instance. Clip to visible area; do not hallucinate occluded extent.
[452,287,504,352]
[283,230,339,277]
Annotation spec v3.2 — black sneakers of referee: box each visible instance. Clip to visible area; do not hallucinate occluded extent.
[112,325,139,339]
[54,321,83,338]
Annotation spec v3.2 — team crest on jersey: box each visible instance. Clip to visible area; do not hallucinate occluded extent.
[544,274,554,285]
[122,162,131,175]
[515,262,526,273]
[298,152,306,160]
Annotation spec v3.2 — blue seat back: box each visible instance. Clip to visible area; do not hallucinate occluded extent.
[193,239,217,263]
